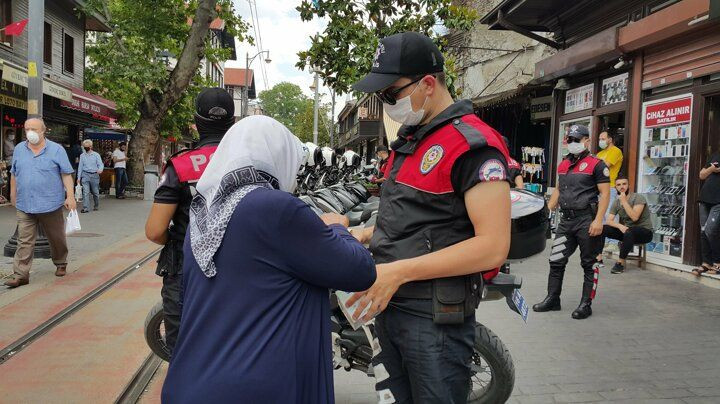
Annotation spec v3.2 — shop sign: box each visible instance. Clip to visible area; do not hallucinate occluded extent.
[564,84,594,114]
[60,96,110,117]
[530,96,552,120]
[0,94,26,109]
[644,97,692,128]
[1,63,73,101]
[601,73,628,106]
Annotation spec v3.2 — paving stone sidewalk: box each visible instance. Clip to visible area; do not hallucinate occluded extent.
[334,248,720,403]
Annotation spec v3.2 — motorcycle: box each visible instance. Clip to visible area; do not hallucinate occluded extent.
[143,144,548,403]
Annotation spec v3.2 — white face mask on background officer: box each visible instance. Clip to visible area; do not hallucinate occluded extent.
[567,137,590,155]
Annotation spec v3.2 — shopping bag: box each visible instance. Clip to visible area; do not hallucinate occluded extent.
[75,184,83,202]
[65,210,82,235]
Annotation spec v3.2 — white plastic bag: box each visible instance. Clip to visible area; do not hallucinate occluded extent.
[65,210,81,235]
[75,184,83,202]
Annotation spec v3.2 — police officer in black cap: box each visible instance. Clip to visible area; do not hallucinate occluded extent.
[347,32,512,403]
[145,87,235,355]
[533,125,610,319]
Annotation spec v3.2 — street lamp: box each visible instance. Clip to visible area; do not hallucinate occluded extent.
[244,50,271,118]
[310,68,320,145]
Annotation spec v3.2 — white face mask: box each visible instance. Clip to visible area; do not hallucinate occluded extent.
[383,82,428,126]
[599,140,608,150]
[26,130,41,145]
[567,141,586,155]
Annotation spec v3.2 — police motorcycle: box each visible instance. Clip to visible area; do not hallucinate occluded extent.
[329,189,547,404]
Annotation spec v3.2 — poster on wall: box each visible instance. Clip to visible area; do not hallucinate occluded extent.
[564,84,594,114]
[637,94,693,264]
[601,73,628,106]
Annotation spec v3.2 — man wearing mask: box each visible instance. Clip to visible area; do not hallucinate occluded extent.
[112,142,129,199]
[533,125,610,319]
[595,130,623,264]
[4,118,76,288]
[347,32,511,403]
[77,139,104,213]
[145,88,235,355]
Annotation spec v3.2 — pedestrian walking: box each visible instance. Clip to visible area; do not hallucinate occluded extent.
[347,32,512,403]
[693,151,720,276]
[601,174,653,274]
[77,139,103,213]
[533,125,610,319]
[145,88,235,355]
[161,116,375,404]
[112,141,129,199]
[3,118,76,288]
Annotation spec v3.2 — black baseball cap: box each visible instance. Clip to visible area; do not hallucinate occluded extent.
[567,124,590,140]
[352,32,445,93]
[195,87,234,120]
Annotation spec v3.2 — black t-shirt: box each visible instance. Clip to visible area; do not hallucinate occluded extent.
[154,163,193,243]
[450,147,509,195]
[700,153,720,204]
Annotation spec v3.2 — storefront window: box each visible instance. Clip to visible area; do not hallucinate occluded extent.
[637,94,692,262]
[557,117,592,166]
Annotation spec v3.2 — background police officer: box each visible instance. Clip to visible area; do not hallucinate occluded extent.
[144,88,235,354]
[533,125,610,320]
[347,32,512,403]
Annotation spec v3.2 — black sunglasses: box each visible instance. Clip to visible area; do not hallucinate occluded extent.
[375,75,429,105]
[566,137,581,144]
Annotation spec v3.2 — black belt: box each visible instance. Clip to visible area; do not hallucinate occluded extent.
[561,207,593,218]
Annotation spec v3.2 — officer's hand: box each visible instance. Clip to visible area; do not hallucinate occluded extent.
[589,219,603,236]
[346,262,404,322]
[320,213,349,228]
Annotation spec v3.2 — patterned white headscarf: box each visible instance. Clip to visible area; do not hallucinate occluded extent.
[189,116,305,277]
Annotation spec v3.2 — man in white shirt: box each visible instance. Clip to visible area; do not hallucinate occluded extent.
[112,142,128,199]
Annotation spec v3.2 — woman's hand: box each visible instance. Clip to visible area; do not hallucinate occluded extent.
[320,213,349,228]
[346,262,406,322]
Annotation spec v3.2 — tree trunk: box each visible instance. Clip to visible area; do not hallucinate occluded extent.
[126,0,217,185]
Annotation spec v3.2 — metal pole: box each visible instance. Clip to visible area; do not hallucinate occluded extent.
[312,71,319,145]
[243,52,249,118]
[28,0,44,118]
[329,89,335,147]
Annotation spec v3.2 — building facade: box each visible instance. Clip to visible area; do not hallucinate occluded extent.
[482,0,720,269]
[337,95,386,163]
[224,67,257,121]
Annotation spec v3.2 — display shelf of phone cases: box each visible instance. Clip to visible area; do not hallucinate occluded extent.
[637,123,690,260]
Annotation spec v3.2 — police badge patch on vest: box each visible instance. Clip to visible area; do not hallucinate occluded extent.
[603,167,610,177]
[420,145,444,174]
[479,159,507,182]
[579,162,588,172]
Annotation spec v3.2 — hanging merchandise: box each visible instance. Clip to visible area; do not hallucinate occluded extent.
[521,147,545,185]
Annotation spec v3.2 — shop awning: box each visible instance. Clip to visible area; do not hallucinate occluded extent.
[83,129,126,141]
[60,87,117,122]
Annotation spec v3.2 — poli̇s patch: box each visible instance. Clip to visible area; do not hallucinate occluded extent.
[480,159,506,181]
[420,145,444,174]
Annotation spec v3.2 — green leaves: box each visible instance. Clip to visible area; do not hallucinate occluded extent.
[296,0,476,94]
[82,0,249,140]
[258,82,331,145]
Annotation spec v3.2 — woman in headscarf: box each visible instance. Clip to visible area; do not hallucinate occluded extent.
[160,116,375,404]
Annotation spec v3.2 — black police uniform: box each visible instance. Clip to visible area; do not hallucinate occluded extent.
[152,138,219,352]
[538,148,609,317]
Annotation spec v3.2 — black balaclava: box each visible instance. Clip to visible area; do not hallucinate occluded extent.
[194,87,235,146]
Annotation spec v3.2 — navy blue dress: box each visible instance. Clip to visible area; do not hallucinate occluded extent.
[161,188,376,404]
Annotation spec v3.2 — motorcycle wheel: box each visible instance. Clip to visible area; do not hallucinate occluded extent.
[468,323,515,403]
[144,301,172,362]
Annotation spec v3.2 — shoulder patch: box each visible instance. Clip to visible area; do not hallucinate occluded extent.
[603,167,610,177]
[480,159,507,182]
[420,144,444,174]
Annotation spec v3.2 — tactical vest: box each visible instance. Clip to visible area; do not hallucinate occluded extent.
[168,146,218,184]
[370,112,510,308]
[557,152,604,211]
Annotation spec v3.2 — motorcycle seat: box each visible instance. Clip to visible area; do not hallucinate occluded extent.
[340,328,368,346]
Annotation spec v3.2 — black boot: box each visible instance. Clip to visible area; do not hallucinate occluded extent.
[571,300,592,319]
[533,295,561,312]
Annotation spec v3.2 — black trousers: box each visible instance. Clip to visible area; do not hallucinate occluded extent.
[548,214,603,301]
[372,306,475,404]
[157,242,184,355]
[699,202,720,264]
[602,225,653,259]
